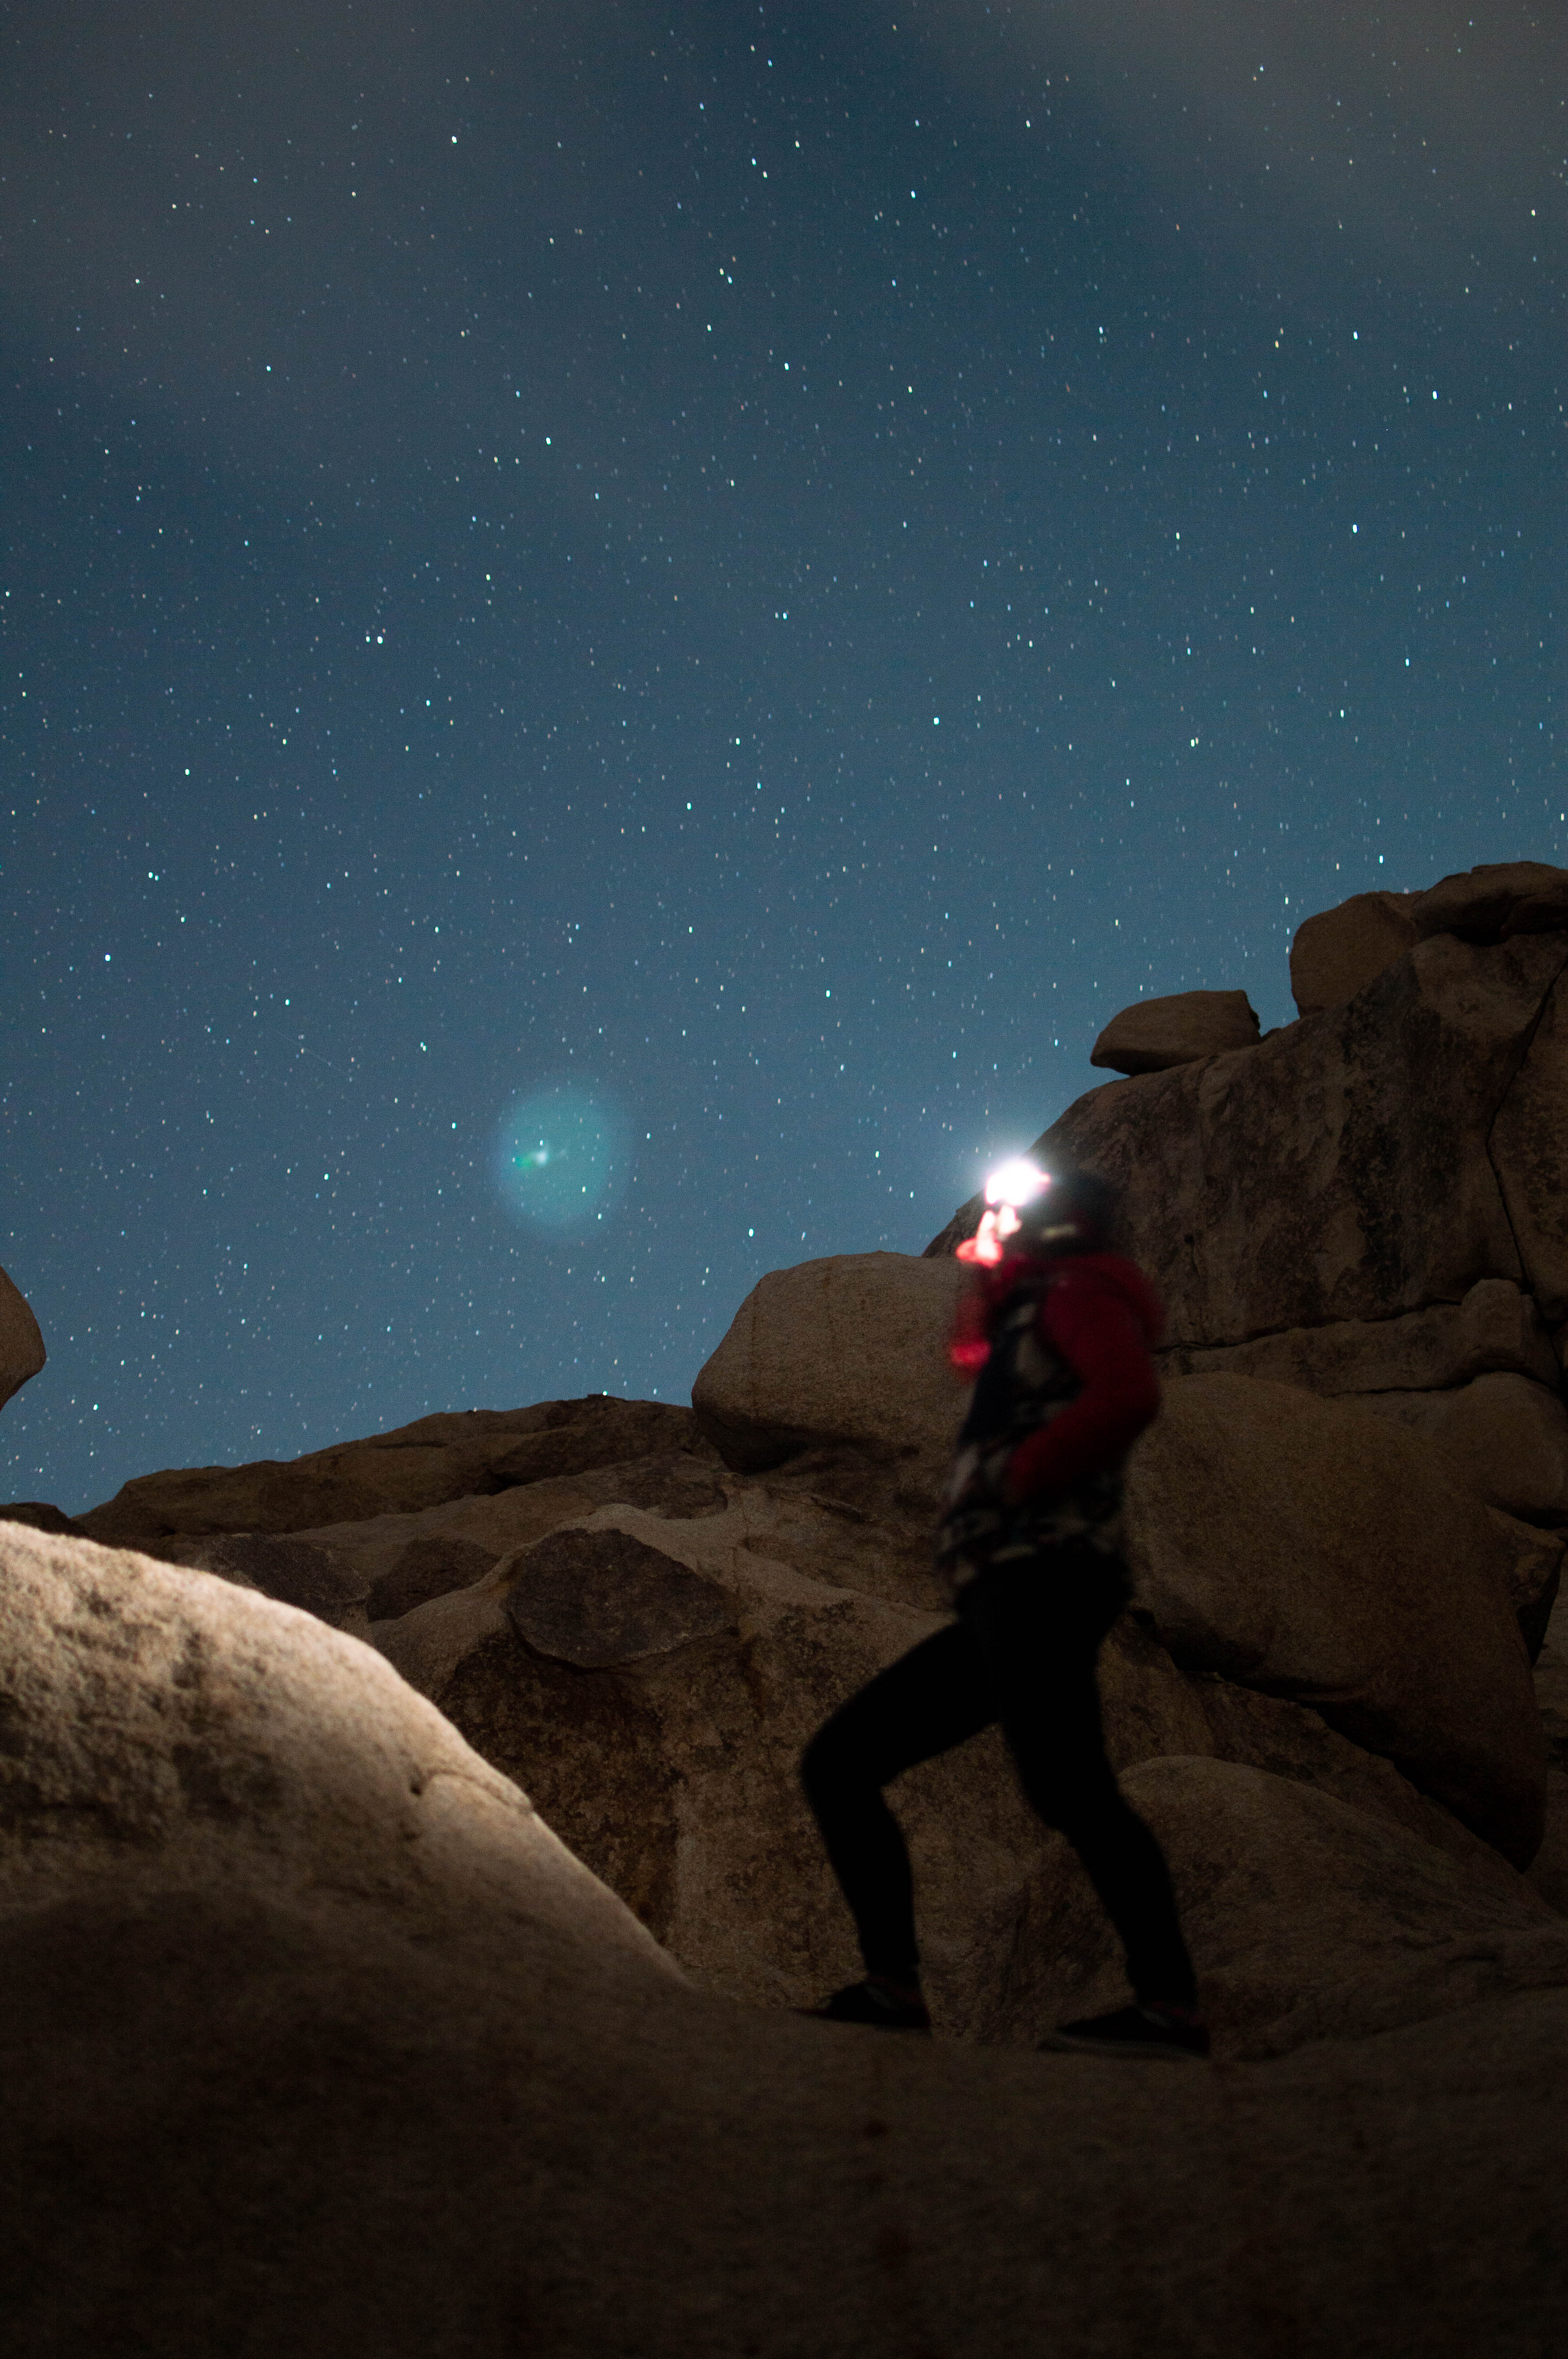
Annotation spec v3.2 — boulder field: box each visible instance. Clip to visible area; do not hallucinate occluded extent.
[4,859,1567,2352]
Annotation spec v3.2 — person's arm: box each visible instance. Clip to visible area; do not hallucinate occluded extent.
[1004,1273,1160,1503]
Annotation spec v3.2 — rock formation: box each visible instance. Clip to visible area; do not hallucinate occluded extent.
[1089,987,1261,1074]
[5,855,1565,2350]
[0,1261,45,1414]
[0,1521,1561,2354]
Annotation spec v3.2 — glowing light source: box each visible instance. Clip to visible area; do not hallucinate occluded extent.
[985,1158,1047,1209]
[493,1084,630,1232]
[957,1160,1051,1266]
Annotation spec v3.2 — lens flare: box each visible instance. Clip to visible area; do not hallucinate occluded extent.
[985,1158,1048,1209]
[493,1084,630,1232]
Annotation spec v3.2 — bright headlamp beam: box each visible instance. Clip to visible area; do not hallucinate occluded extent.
[985,1158,1048,1210]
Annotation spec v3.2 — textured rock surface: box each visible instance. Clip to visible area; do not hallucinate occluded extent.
[1123,1375,1546,1863]
[506,1526,737,1668]
[692,1250,967,1473]
[1410,859,1568,943]
[927,932,1568,1350]
[3,1495,1565,2351]
[1089,989,1260,1075]
[0,1522,672,1962]
[78,1395,704,1547]
[1352,1371,1568,1524]
[0,1261,45,1414]
[978,1755,1566,2059]
[1491,959,1568,1324]
[1288,889,1419,1016]
[1159,1278,1562,1394]
[5,1879,1566,2359]
[159,1530,375,1630]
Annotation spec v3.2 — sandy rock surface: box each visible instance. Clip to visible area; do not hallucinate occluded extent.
[1089,988,1260,1074]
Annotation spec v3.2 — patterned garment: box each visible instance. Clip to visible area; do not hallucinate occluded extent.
[935,1269,1128,1599]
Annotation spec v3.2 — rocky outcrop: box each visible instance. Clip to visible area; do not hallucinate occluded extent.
[979,1753,1565,2059]
[1289,889,1419,1016]
[2,1519,1565,2359]
[1411,860,1568,943]
[925,881,1568,1570]
[930,932,1568,1347]
[1124,1376,1546,1863]
[1288,864,1568,1018]
[76,1394,702,1548]
[0,1263,45,1415]
[692,1250,967,1474]
[1089,989,1261,1075]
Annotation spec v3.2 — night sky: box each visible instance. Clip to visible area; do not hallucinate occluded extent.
[4,3,1561,1514]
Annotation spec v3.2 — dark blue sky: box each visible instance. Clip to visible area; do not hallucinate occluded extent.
[3,2,1561,1511]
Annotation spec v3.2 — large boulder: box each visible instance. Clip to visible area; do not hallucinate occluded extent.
[1089,989,1260,1075]
[1123,1375,1546,1863]
[1410,860,1568,943]
[976,1755,1567,2059]
[1,1522,1566,2358]
[0,1522,671,1969]
[373,1488,1052,2008]
[1353,1372,1568,1525]
[0,1262,45,1414]
[692,1250,967,1473]
[1289,889,1419,1016]
[927,931,1568,1350]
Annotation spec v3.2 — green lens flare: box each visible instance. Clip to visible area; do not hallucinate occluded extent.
[494,1085,628,1230]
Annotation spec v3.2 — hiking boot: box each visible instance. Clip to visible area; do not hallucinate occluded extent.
[801,1975,932,2032]
[1042,2002,1210,2061]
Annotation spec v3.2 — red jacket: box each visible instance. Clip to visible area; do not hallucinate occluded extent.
[949,1250,1164,1503]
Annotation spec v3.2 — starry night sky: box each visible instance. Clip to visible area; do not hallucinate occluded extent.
[4,2,1561,1512]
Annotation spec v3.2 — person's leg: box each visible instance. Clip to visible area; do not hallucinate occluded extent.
[800,1618,997,1985]
[958,1550,1197,2009]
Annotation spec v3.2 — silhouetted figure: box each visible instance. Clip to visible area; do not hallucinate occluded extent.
[800,1160,1207,2059]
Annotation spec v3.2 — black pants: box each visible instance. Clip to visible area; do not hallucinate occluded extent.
[799,1544,1196,2008]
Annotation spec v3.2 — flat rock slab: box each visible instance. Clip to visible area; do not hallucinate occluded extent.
[505,1528,736,1668]
[1091,989,1260,1074]
[1411,860,1568,943]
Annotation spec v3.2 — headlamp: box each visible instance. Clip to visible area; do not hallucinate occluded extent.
[957,1160,1051,1265]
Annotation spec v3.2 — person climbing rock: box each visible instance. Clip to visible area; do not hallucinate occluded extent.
[799,1159,1208,2060]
